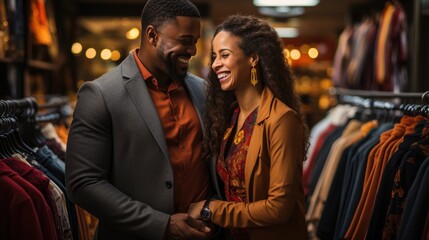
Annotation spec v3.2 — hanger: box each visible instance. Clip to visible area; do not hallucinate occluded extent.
[0,117,35,158]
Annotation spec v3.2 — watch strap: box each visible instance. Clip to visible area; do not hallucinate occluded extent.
[200,195,220,221]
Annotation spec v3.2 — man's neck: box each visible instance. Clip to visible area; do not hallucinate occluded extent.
[137,48,172,88]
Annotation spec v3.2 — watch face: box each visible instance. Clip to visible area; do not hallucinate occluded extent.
[200,207,211,221]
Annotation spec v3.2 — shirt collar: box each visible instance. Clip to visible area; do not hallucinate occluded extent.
[132,48,154,82]
[132,48,182,91]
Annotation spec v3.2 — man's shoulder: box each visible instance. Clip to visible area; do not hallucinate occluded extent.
[95,66,121,82]
[92,53,136,86]
[185,73,207,91]
[90,57,134,90]
[186,73,205,83]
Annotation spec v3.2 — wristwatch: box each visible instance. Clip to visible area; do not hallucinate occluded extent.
[200,196,219,221]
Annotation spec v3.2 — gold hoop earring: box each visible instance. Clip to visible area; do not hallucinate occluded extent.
[251,64,258,86]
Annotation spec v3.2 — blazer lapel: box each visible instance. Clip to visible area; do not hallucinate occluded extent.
[245,123,262,198]
[122,53,169,160]
[183,74,206,131]
[244,87,274,199]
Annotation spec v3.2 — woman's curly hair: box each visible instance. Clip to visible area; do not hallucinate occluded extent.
[202,14,309,163]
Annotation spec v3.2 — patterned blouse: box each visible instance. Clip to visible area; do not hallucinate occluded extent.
[217,107,259,240]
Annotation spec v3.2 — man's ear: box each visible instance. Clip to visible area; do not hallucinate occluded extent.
[146,25,158,46]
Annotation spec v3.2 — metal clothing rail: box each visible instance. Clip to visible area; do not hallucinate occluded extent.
[38,96,70,110]
[35,112,62,123]
[329,88,429,117]
[329,87,429,102]
[0,96,70,120]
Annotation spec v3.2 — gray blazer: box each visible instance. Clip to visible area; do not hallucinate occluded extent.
[65,52,206,240]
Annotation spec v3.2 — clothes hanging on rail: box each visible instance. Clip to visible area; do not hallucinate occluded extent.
[345,116,425,239]
[305,102,429,240]
[39,121,98,240]
[0,161,46,240]
[2,156,66,239]
[303,105,358,196]
[374,1,408,92]
[0,97,97,240]
[368,120,429,239]
[332,2,408,92]
[397,157,429,239]
[29,0,52,46]
[0,159,58,240]
[318,121,393,240]
[0,116,75,239]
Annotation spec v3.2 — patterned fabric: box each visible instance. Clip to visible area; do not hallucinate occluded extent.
[217,107,258,240]
[383,120,429,239]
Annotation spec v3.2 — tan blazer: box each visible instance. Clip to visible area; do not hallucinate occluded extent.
[210,87,308,240]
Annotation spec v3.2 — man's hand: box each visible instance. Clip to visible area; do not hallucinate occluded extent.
[165,213,212,240]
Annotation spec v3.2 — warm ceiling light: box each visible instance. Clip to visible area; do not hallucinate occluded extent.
[85,48,96,59]
[290,49,301,60]
[71,42,82,54]
[275,27,298,38]
[111,50,121,61]
[308,47,319,58]
[126,27,140,40]
[253,0,319,6]
[258,6,304,17]
[100,49,112,60]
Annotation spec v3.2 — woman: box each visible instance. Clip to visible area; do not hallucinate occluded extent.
[188,15,309,240]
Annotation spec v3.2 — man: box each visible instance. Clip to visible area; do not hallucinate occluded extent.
[65,0,213,239]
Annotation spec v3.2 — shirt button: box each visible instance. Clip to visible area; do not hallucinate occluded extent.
[165,181,173,189]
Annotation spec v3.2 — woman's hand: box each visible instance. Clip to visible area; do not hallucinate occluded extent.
[188,200,205,219]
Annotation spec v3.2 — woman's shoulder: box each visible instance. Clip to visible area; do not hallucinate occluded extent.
[267,97,299,122]
[259,87,301,126]
[264,98,304,139]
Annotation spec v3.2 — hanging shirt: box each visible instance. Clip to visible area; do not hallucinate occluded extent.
[0,160,57,240]
[374,2,408,92]
[383,118,429,239]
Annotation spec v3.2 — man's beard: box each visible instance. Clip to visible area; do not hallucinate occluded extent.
[157,47,187,81]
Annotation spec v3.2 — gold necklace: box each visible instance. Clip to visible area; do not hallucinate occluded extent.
[223,127,244,145]
[234,130,244,145]
[224,127,232,140]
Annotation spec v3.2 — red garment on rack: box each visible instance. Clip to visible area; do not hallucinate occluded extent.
[0,161,58,240]
[0,173,44,240]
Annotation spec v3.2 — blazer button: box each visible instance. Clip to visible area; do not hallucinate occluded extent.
[165,181,173,189]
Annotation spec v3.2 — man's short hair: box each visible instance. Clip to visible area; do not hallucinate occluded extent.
[141,0,200,32]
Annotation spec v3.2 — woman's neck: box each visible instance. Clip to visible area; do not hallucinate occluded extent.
[235,85,263,116]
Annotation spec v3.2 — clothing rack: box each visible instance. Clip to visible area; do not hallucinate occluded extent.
[1,96,70,121]
[0,97,38,118]
[37,97,72,125]
[35,112,62,123]
[0,117,18,135]
[0,98,78,240]
[329,87,429,117]
[38,96,70,110]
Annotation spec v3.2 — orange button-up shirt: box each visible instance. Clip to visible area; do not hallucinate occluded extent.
[133,50,211,213]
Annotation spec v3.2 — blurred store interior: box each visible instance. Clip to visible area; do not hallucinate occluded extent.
[3,2,429,240]
[1,0,429,126]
